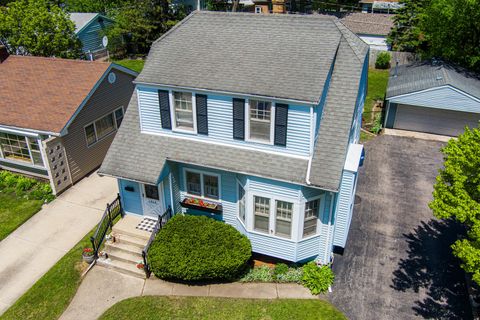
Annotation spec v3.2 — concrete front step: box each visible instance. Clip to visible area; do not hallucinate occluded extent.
[97,257,145,279]
[112,215,151,241]
[112,233,147,249]
[106,241,143,257]
[106,246,143,264]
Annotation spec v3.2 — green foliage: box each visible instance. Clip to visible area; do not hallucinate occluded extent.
[240,264,303,283]
[113,59,145,73]
[301,261,335,295]
[371,113,383,134]
[240,265,273,282]
[0,0,82,58]
[375,51,391,69]
[275,267,303,283]
[0,170,54,202]
[429,126,480,284]
[148,215,252,281]
[273,263,289,277]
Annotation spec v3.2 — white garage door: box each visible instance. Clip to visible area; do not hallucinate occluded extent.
[394,104,480,136]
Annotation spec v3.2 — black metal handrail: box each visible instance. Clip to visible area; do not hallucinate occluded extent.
[90,193,123,258]
[142,206,172,278]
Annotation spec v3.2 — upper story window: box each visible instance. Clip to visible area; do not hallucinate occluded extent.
[85,107,123,147]
[185,169,220,200]
[248,100,273,143]
[173,91,194,131]
[0,133,44,167]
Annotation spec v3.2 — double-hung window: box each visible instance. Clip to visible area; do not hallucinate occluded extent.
[185,170,220,200]
[253,196,270,233]
[275,200,293,238]
[238,184,246,223]
[173,92,194,131]
[303,199,320,237]
[248,100,272,143]
[84,108,123,147]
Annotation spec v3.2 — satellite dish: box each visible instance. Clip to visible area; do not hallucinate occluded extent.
[102,36,108,48]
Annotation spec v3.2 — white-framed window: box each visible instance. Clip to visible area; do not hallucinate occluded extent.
[253,196,270,233]
[275,200,293,238]
[255,5,262,13]
[238,183,246,224]
[172,91,195,132]
[246,99,274,144]
[84,107,124,147]
[0,133,44,167]
[184,169,220,200]
[303,198,320,237]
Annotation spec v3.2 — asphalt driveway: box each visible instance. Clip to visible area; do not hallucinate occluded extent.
[330,135,472,319]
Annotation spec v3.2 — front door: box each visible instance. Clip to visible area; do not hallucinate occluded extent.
[142,183,165,218]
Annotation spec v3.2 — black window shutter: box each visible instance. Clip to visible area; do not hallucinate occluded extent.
[158,90,171,129]
[196,94,208,135]
[274,103,288,146]
[233,98,245,140]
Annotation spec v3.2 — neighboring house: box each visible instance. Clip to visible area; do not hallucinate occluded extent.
[340,12,393,51]
[99,11,369,264]
[69,12,114,59]
[384,61,480,136]
[0,46,137,194]
[360,0,402,13]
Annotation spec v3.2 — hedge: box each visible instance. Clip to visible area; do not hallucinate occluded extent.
[148,215,252,281]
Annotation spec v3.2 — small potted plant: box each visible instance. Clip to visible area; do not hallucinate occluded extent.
[136,262,145,270]
[82,247,95,264]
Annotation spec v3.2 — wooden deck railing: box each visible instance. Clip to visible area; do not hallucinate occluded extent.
[90,194,123,258]
[142,206,172,278]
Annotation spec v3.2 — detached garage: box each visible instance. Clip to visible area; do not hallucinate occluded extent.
[384,61,480,136]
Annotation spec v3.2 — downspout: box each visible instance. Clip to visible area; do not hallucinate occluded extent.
[323,194,335,264]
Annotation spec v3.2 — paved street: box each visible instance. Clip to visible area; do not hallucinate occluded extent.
[330,135,472,319]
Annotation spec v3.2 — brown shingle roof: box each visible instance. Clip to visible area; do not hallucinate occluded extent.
[0,55,110,133]
[340,12,394,36]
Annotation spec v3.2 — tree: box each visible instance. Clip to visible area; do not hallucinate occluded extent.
[387,0,431,52]
[429,127,480,285]
[0,0,81,58]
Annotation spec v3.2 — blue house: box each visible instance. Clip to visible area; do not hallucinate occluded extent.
[99,11,369,266]
[69,12,114,59]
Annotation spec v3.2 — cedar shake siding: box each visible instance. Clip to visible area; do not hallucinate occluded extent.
[62,70,135,183]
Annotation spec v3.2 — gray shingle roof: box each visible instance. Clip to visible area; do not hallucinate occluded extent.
[136,11,358,104]
[99,91,309,185]
[386,61,480,99]
[340,12,393,36]
[69,13,99,33]
[100,12,368,191]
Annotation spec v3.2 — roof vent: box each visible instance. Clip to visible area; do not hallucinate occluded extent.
[436,75,443,81]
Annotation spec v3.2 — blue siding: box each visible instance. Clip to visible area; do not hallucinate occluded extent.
[385,102,397,128]
[136,86,312,156]
[119,179,143,215]
[350,56,369,143]
[314,54,335,141]
[332,171,356,248]
[389,86,480,113]
[248,175,302,200]
[77,17,112,53]
[162,174,172,210]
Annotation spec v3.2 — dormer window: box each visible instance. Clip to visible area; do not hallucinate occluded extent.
[173,91,194,131]
[247,100,273,143]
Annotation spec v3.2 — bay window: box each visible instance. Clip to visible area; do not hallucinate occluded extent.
[185,169,220,200]
[173,91,194,130]
[275,200,293,238]
[303,199,320,237]
[238,184,246,223]
[254,196,270,233]
[248,100,272,143]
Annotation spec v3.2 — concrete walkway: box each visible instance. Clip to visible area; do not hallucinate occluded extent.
[0,173,117,315]
[60,266,317,320]
[383,128,452,142]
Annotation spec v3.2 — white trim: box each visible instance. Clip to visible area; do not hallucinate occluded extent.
[169,173,175,212]
[0,157,48,171]
[237,181,247,226]
[301,194,325,240]
[134,82,317,107]
[182,167,222,201]
[383,100,391,127]
[309,106,315,155]
[141,182,166,218]
[323,194,335,263]
[170,90,198,135]
[243,98,275,145]
[0,126,40,138]
[142,130,310,161]
[388,84,480,105]
[137,88,144,132]
[0,124,58,137]
[60,64,138,136]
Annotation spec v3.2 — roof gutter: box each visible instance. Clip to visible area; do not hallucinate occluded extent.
[0,124,60,137]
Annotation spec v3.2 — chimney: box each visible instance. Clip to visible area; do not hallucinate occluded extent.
[0,45,9,63]
[272,0,286,13]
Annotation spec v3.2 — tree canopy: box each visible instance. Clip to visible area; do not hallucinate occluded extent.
[430,127,480,284]
[388,0,480,72]
[0,0,82,58]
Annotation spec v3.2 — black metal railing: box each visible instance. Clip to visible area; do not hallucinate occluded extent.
[90,193,123,258]
[142,206,172,278]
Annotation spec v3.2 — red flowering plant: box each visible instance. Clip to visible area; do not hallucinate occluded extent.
[136,262,145,269]
[82,247,94,257]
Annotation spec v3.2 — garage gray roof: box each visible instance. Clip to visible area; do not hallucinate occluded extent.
[100,12,368,191]
[69,13,99,33]
[136,11,364,105]
[386,61,480,100]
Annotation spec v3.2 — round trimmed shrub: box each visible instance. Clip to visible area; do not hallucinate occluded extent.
[148,215,252,281]
[375,51,391,69]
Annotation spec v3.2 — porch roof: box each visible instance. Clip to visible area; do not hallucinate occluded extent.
[98,91,309,187]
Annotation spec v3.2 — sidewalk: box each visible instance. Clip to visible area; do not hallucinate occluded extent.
[60,266,317,320]
[0,173,117,315]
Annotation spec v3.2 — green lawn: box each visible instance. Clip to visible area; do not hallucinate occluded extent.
[0,192,44,241]
[364,68,390,122]
[1,228,95,320]
[99,296,346,320]
[113,59,145,73]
